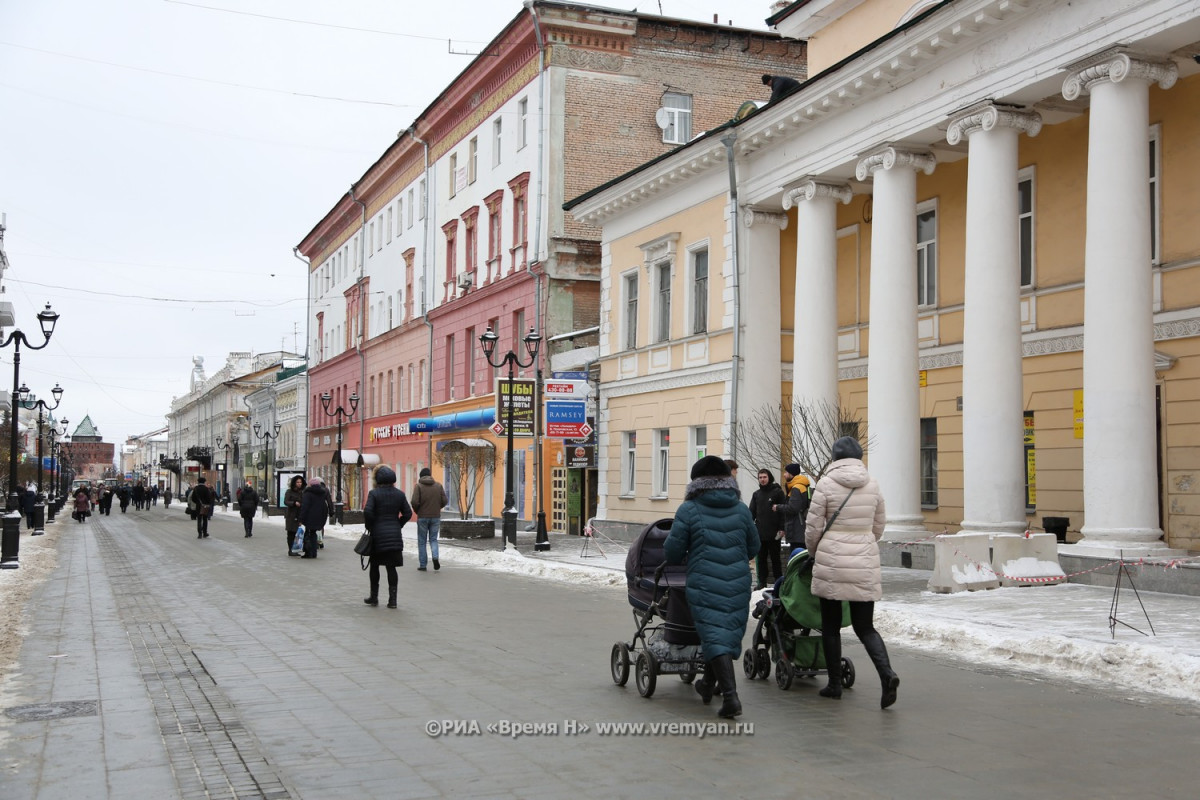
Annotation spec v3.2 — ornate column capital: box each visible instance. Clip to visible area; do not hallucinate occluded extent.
[781,179,853,210]
[742,207,788,230]
[855,145,936,181]
[946,101,1042,145]
[1062,47,1178,100]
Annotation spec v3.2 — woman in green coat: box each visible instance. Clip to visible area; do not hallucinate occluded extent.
[664,455,760,718]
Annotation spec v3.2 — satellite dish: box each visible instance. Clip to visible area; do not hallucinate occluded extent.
[733,100,766,121]
[654,107,671,130]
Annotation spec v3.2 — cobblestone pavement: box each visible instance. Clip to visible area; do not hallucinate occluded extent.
[1,507,1197,799]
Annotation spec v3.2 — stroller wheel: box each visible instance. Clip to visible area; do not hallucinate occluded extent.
[755,648,771,680]
[775,658,794,690]
[841,657,856,689]
[680,668,696,684]
[635,651,658,698]
[610,642,630,687]
[743,649,757,679]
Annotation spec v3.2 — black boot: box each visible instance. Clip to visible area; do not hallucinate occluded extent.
[860,629,899,709]
[819,629,842,699]
[711,654,742,718]
[387,587,397,609]
[364,575,379,606]
[695,662,715,705]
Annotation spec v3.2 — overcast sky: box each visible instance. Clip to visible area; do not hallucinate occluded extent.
[0,0,780,456]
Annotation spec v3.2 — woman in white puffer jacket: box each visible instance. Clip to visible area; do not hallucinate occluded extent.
[805,436,899,708]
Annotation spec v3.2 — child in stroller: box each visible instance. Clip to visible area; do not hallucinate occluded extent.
[744,548,855,690]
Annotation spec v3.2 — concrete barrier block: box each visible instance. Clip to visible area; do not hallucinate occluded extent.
[928,533,1000,593]
[993,533,1066,587]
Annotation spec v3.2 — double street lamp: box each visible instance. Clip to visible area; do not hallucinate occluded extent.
[479,326,542,550]
[0,302,59,570]
[21,382,63,535]
[320,391,357,525]
[215,436,233,496]
[253,421,280,506]
[45,420,68,521]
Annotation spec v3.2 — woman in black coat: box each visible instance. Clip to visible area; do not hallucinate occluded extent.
[297,478,331,558]
[283,475,305,556]
[749,468,787,589]
[362,466,412,609]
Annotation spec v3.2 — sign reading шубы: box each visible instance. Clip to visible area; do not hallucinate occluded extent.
[494,378,536,437]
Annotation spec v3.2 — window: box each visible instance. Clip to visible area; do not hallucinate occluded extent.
[468,137,478,184]
[623,272,638,350]
[691,247,708,334]
[449,153,458,198]
[661,93,693,145]
[386,208,393,243]
[376,216,383,250]
[513,193,527,247]
[1018,170,1034,288]
[368,221,375,257]
[447,334,456,400]
[493,118,502,167]
[387,370,395,414]
[368,376,376,417]
[916,203,937,307]
[655,262,671,343]
[488,200,502,265]
[920,417,938,507]
[1150,124,1161,266]
[518,97,528,149]
[691,426,707,461]
[653,429,670,496]
[395,200,402,237]
[387,296,393,329]
[408,188,416,227]
[622,432,637,495]
[397,368,405,412]
[466,326,476,395]
[409,363,417,409]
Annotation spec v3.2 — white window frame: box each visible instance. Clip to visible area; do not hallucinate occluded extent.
[408,188,416,227]
[690,426,707,462]
[1150,123,1161,267]
[653,260,672,343]
[386,208,393,243]
[448,153,458,198]
[661,92,692,145]
[518,97,528,150]
[468,137,478,184]
[1018,167,1035,289]
[493,118,502,167]
[916,199,938,308]
[687,242,709,335]
[621,431,637,496]
[652,429,670,498]
[622,270,639,351]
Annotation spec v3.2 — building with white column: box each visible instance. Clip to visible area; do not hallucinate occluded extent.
[566,0,1200,553]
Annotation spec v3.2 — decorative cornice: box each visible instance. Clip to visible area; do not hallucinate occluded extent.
[946,102,1042,145]
[1062,47,1178,101]
[781,179,853,210]
[638,231,679,265]
[557,47,627,73]
[602,363,732,399]
[742,208,788,230]
[855,146,936,181]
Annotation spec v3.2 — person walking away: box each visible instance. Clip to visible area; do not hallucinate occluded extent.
[237,479,259,537]
[410,467,448,571]
[362,466,413,608]
[297,478,329,558]
[749,468,786,590]
[100,484,115,515]
[805,436,898,708]
[283,475,305,556]
[118,485,131,513]
[164,488,172,509]
[18,486,34,530]
[132,482,145,510]
[191,477,216,539]
[73,486,90,523]
[150,485,159,506]
[775,463,811,555]
[664,456,760,719]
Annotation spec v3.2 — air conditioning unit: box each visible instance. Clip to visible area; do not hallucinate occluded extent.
[456,272,474,291]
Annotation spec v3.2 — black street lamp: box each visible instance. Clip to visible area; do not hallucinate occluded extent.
[253,421,280,506]
[320,391,357,525]
[0,302,59,570]
[214,435,233,497]
[479,326,542,550]
[45,419,67,522]
[21,383,64,535]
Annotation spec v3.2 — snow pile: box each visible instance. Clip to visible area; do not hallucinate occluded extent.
[998,556,1066,579]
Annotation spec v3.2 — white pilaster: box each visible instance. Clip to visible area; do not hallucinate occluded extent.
[856,146,935,539]
[947,102,1041,536]
[783,180,852,414]
[1062,49,1177,554]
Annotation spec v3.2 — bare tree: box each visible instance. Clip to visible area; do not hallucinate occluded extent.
[433,441,497,520]
[730,398,868,482]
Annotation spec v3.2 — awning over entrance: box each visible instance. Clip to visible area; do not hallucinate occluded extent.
[435,438,495,451]
[333,449,383,466]
[407,407,495,433]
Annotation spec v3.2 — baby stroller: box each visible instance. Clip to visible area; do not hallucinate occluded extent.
[743,549,855,690]
[609,518,706,698]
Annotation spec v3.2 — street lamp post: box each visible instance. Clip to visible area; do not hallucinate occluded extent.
[45,419,67,523]
[479,326,542,550]
[22,383,64,535]
[214,436,233,499]
[319,392,357,525]
[0,302,60,570]
[253,421,280,508]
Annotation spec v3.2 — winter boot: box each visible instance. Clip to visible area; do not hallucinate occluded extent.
[861,629,899,709]
[387,587,398,609]
[694,662,716,705]
[819,630,842,699]
[712,654,742,719]
[364,575,379,606]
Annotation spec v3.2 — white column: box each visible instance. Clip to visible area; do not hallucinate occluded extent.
[783,180,853,413]
[1063,50,1177,554]
[947,103,1042,536]
[856,146,935,538]
[739,208,787,494]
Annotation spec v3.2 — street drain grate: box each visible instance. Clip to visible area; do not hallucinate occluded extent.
[4,700,98,722]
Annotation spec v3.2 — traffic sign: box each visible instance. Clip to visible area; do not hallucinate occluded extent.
[491,421,505,435]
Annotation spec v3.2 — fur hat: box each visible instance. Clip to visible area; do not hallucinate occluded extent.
[419,467,432,478]
[831,436,863,461]
[784,463,801,478]
[690,454,732,480]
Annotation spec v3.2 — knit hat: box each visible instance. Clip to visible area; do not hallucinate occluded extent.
[309,477,321,487]
[690,454,732,480]
[419,467,432,478]
[784,463,801,478]
[831,436,863,461]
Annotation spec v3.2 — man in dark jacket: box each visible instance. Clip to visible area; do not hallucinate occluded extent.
[362,466,413,608]
[298,478,331,558]
[236,479,259,537]
[410,467,448,571]
[749,468,787,589]
[762,73,801,103]
[775,463,811,554]
[191,477,216,539]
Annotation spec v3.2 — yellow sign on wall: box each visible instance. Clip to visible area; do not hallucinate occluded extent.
[1073,390,1084,439]
[919,370,927,387]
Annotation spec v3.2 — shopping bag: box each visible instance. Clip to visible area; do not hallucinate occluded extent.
[291,525,306,555]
